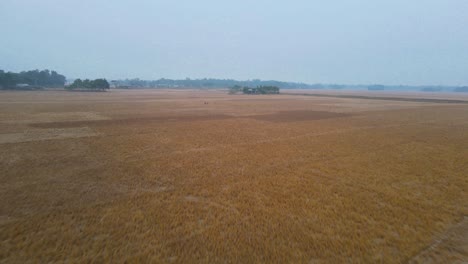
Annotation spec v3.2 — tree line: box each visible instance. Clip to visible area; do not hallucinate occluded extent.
[66,79,110,91]
[0,69,66,89]
[2,69,466,93]
[112,78,468,92]
[113,78,313,89]
[454,87,468,92]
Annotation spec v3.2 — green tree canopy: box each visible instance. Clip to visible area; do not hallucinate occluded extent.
[66,78,110,91]
[0,69,66,89]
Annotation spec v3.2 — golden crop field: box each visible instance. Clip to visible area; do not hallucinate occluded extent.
[0,89,467,263]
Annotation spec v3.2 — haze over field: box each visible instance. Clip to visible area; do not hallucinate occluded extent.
[1,1,468,262]
[1,0,468,85]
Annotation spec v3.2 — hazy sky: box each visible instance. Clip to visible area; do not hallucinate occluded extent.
[1,0,467,85]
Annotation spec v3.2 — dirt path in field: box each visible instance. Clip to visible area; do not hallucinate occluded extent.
[408,217,468,263]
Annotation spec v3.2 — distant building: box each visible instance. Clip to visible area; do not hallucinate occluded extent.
[110,80,118,88]
[244,87,258,94]
[14,83,42,90]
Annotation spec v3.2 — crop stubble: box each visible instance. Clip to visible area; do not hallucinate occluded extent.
[0,90,467,263]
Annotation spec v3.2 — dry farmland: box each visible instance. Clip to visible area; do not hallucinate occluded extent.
[0,89,467,263]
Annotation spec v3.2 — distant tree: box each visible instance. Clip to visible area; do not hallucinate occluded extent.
[0,70,4,88]
[38,70,50,85]
[92,79,110,90]
[2,72,19,88]
[51,71,66,86]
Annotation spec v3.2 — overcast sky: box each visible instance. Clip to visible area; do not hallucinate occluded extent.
[1,0,467,85]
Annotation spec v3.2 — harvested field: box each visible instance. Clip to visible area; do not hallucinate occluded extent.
[249,110,350,123]
[0,89,467,263]
[0,127,99,144]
